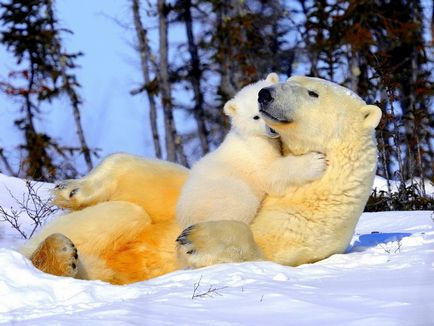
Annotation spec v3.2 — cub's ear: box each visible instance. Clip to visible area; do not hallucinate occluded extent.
[361,105,382,129]
[224,99,237,116]
[265,72,279,84]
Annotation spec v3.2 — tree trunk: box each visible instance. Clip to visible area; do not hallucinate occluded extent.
[216,3,237,100]
[298,0,319,78]
[0,149,16,176]
[45,0,93,172]
[157,0,188,165]
[132,0,162,159]
[182,0,209,155]
[65,87,93,171]
[24,64,49,180]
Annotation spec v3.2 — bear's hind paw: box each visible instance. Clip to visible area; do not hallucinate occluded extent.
[30,233,79,278]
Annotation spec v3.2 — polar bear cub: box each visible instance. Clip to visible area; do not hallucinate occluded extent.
[176,73,327,229]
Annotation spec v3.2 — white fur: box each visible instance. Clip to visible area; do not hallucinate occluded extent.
[251,76,382,266]
[176,74,326,229]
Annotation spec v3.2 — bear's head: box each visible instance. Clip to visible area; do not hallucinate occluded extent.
[224,73,280,138]
[258,76,382,153]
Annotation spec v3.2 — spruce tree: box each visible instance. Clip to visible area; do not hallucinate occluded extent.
[0,0,94,180]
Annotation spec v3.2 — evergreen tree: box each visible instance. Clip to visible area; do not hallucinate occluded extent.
[170,0,294,152]
[0,0,94,180]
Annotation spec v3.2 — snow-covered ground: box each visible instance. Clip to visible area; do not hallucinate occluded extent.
[0,174,433,325]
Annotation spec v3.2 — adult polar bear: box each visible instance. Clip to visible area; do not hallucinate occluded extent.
[21,76,381,284]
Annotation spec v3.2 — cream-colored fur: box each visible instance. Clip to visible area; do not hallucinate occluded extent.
[177,221,263,268]
[176,73,327,229]
[177,76,381,267]
[52,153,188,223]
[20,154,189,284]
[20,76,381,284]
[20,202,151,282]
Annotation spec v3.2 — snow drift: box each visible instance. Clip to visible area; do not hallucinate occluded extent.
[0,174,433,325]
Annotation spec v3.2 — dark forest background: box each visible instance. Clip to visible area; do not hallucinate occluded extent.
[0,0,432,211]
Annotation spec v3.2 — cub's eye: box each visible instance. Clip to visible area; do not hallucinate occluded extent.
[308,90,319,98]
[253,115,260,120]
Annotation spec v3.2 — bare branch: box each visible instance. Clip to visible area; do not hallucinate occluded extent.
[191,276,227,299]
[0,181,60,239]
[0,149,16,176]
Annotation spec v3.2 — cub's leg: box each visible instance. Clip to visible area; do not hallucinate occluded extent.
[176,220,263,268]
[266,152,328,196]
[30,233,79,277]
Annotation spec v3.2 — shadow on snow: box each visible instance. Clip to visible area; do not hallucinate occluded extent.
[346,232,412,253]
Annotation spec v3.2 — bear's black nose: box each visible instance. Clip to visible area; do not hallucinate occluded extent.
[258,88,273,106]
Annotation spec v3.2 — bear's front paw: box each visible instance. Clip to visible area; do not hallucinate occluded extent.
[52,180,87,209]
[176,221,263,269]
[303,152,328,181]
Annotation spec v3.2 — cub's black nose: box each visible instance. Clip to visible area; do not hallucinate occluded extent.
[258,87,273,106]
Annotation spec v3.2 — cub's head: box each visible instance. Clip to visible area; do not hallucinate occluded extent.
[224,73,280,138]
[258,76,382,152]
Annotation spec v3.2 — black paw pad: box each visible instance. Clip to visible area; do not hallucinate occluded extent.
[176,225,195,245]
[69,188,79,198]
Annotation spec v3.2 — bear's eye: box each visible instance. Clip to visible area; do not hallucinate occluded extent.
[253,115,260,120]
[308,90,319,98]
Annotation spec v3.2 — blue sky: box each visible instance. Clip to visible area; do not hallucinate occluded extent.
[0,0,179,174]
[0,1,432,175]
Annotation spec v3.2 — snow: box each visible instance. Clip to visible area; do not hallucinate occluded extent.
[0,174,433,325]
[373,175,434,197]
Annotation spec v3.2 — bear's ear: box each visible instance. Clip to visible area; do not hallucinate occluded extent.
[224,99,237,116]
[265,72,279,84]
[361,105,382,129]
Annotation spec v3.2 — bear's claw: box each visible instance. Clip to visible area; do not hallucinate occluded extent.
[176,225,195,245]
[175,221,263,269]
[54,183,67,190]
[69,188,79,198]
[52,179,85,209]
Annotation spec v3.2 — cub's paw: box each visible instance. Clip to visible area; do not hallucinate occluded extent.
[30,233,79,278]
[176,221,263,269]
[52,180,86,209]
[303,152,328,181]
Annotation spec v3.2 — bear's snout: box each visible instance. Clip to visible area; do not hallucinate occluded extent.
[258,86,292,124]
[258,87,274,107]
